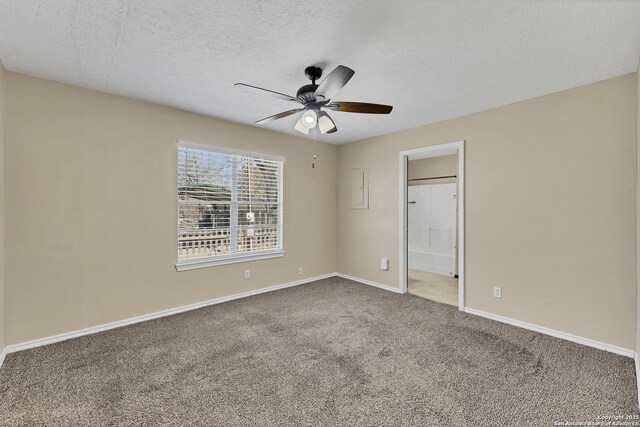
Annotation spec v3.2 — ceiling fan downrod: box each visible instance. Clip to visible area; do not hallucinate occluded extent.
[296,66,323,102]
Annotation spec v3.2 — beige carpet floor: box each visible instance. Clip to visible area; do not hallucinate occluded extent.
[0,277,637,426]
[408,269,458,306]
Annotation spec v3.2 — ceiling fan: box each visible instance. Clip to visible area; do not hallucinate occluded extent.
[235,65,393,135]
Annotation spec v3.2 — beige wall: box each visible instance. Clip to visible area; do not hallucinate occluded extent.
[0,63,6,352]
[338,74,637,350]
[5,73,337,345]
[408,154,457,182]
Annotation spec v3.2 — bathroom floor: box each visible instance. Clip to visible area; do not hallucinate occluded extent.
[408,269,458,306]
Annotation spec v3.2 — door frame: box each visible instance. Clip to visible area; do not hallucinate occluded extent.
[399,140,465,310]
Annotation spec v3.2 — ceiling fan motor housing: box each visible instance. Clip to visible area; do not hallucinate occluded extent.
[296,84,318,102]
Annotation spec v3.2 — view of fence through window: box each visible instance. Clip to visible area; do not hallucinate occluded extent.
[177,143,283,263]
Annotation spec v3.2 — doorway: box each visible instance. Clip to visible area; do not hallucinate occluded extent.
[407,179,457,305]
[399,141,465,310]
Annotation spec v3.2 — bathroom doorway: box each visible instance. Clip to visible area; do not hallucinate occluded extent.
[399,141,464,310]
[407,170,457,305]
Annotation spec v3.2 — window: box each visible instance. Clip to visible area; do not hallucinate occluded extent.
[176,141,284,271]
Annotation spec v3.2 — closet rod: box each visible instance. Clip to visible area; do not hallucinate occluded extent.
[408,175,456,181]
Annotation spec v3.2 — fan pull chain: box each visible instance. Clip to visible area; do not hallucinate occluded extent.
[312,130,317,169]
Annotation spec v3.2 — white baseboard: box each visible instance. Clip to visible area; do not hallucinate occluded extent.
[464,307,635,358]
[335,273,404,294]
[0,347,6,370]
[5,273,336,355]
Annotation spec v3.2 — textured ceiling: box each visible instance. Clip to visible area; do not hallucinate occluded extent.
[1,1,639,144]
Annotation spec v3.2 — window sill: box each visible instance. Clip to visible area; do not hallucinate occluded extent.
[175,250,286,271]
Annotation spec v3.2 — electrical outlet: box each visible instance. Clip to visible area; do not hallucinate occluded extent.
[244,269,251,279]
[493,287,502,299]
[298,267,303,275]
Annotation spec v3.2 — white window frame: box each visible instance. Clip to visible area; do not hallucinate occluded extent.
[176,141,285,271]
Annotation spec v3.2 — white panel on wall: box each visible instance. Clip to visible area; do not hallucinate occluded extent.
[350,168,369,210]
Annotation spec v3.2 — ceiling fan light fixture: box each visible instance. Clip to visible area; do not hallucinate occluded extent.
[300,110,317,129]
[318,112,337,134]
[294,118,310,134]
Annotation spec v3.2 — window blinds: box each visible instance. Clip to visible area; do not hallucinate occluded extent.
[177,142,283,264]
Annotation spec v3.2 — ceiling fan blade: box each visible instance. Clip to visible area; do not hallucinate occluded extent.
[318,111,337,134]
[327,102,393,114]
[255,108,304,125]
[314,65,355,101]
[235,83,300,103]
